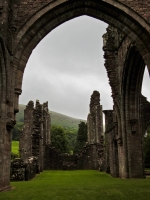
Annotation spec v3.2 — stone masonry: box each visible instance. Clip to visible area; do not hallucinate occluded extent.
[103,25,150,178]
[44,91,104,171]
[103,110,119,177]
[1,0,150,191]
[87,91,104,170]
[19,100,51,172]
[87,91,103,143]
[103,94,150,177]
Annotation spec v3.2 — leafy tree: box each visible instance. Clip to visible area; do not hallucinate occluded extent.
[51,125,70,153]
[74,121,87,154]
[65,128,77,154]
[12,122,24,140]
[147,126,150,134]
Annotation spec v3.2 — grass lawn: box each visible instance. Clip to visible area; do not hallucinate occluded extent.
[1,170,150,200]
[11,141,19,154]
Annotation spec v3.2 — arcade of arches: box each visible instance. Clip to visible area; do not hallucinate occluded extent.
[1,0,150,191]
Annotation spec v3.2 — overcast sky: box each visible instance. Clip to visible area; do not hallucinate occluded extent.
[19,16,150,120]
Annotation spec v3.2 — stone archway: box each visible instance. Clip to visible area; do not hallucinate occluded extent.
[103,26,147,178]
[122,45,145,178]
[1,0,150,191]
[13,0,150,100]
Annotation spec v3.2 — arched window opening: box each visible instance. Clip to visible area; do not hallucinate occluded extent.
[19,16,112,120]
[142,67,150,102]
[12,16,113,158]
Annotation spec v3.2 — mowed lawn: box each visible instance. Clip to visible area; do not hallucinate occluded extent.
[11,141,19,154]
[1,170,150,200]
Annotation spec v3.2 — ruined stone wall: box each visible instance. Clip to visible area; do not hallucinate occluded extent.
[44,145,64,170]
[19,101,34,160]
[19,100,51,172]
[103,110,113,174]
[140,95,150,135]
[103,26,128,98]
[32,100,44,172]
[103,110,119,177]
[103,26,146,178]
[87,91,103,143]
[44,91,104,171]
[86,91,104,170]
[43,102,51,146]
[76,143,99,170]
[10,157,38,181]
[103,28,130,178]
[44,143,100,170]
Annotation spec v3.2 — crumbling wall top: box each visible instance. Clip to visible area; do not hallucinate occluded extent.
[90,90,100,113]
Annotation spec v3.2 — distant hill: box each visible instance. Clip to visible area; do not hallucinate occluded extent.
[16,104,86,130]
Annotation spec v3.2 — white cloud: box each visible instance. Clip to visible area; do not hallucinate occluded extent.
[142,67,150,101]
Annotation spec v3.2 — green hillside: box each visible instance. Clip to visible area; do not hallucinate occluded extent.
[16,104,86,129]
[13,104,86,152]
[50,111,86,129]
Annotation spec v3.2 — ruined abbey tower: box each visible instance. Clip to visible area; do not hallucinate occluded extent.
[19,100,51,171]
[87,91,103,143]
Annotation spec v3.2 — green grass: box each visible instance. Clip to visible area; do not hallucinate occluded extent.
[1,170,150,200]
[11,141,19,154]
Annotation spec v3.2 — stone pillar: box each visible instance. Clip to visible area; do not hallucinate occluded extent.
[87,91,103,143]
[103,25,145,178]
[87,91,104,171]
[19,100,51,172]
[103,110,113,174]
[32,100,43,172]
[103,110,119,177]
[43,101,51,145]
[19,101,34,160]
[0,1,15,189]
[87,114,92,143]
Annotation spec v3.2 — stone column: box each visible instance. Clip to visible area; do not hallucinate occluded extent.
[87,91,103,143]
[0,1,15,189]
[32,100,43,172]
[103,110,113,173]
[43,101,51,145]
[87,91,104,171]
[19,101,34,160]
